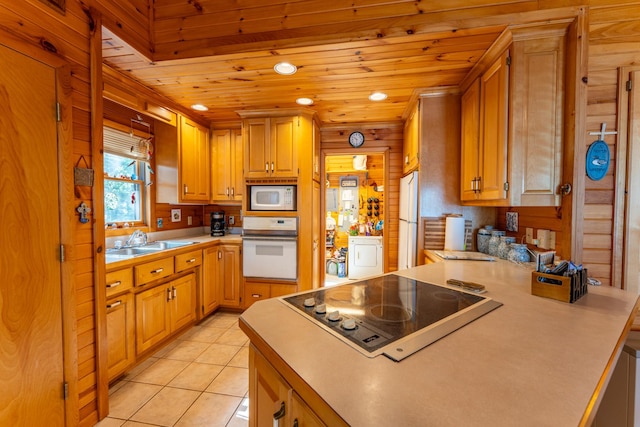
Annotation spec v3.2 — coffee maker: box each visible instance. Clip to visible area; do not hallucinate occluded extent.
[210,211,225,236]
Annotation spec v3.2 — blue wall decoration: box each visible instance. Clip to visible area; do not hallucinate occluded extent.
[586,140,610,181]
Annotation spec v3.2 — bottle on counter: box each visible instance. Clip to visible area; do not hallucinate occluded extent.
[497,236,516,259]
[487,230,505,257]
[508,243,530,263]
[477,226,493,254]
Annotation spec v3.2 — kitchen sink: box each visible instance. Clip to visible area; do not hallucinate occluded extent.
[105,240,197,260]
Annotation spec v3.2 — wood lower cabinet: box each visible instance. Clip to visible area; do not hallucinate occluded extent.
[135,273,196,354]
[106,292,135,381]
[244,281,297,309]
[218,244,242,308]
[201,246,221,318]
[249,345,344,427]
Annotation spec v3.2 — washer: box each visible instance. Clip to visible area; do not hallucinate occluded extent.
[348,235,383,279]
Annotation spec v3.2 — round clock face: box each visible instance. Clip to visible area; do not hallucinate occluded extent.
[349,131,365,148]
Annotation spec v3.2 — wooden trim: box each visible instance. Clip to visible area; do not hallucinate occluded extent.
[90,10,109,420]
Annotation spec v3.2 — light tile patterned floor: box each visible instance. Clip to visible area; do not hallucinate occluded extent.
[96,312,249,427]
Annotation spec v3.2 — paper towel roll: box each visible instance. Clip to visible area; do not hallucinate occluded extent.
[444,216,466,251]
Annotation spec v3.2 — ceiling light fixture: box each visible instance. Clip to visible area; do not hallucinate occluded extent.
[296,97,314,106]
[274,62,297,75]
[369,92,388,101]
[191,104,209,111]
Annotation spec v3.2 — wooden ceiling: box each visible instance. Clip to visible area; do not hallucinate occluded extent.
[101,1,563,125]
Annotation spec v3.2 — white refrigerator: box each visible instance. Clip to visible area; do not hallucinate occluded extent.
[398,171,418,270]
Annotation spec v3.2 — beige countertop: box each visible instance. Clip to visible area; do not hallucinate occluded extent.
[240,260,639,426]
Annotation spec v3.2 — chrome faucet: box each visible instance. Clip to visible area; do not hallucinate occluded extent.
[126,230,147,247]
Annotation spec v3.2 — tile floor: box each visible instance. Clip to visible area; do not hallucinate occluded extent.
[96,312,249,427]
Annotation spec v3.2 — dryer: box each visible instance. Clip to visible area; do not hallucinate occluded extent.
[348,235,383,279]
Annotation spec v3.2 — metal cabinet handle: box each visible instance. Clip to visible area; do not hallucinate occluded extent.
[106,280,121,289]
[151,268,164,274]
[231,187,235,197]
[271,162,274,173]
[184,184,188,194]
[106,300,122,309]
[218,250,222,260]
[273,401,285,427]
[172,286,177,299]
[251,293,263,298]
[226,187,229,196]
[167,288,172,302]
[186,258,196,264]
[265,162,269,173]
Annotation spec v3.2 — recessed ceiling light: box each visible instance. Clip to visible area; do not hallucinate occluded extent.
[191,104,209,111]
[369,92,388,101]
[274,62,297,75]
[296,97,314,106]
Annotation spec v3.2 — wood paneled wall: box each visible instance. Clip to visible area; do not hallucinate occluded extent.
[321,125,403,271]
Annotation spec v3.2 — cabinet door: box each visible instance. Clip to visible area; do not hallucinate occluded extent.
[249,346,292,427]
[270,116,298,177]
[291,391,326,427]
[244,118,270,178]
[403,104,420,174]
[180,116,210,201]
[170,273,196,332]
[510,37,564,206]
[230,128,244,201]
[202,246,220,318]
[106,293,135,381]
[478,50,509,201]
[461,78,481,201]
[219,244,242,308]
[211,129,232,201]
[136,284,171,354]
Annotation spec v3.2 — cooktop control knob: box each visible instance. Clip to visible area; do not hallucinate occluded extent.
[303,297,316,307]
[315,303,326,314]
[342,319,357,330]
[327,310,340,321]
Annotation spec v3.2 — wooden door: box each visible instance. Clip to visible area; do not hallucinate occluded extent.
[0,44,66,425]
[244,118,270,178]
[271,116,299,177]
[180,116,209,201]
[170,273,196,331]
[106,293,135,381]
[202,246,220,318]
[291,392,326,427]
[479,50,509,201]
[219,244,241,308]
[461,78,481,201]
[135,285,171,354]
[249,347,292,427]
[230,128,244,201]
[211,129,232,201]
[624,69,640,293]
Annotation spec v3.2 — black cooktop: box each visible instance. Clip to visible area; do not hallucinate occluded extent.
[282,274,502,361]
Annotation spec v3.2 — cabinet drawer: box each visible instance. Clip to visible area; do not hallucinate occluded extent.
[244,283,270,308]
[271,284,297,299]
[135,257,174,286]
[175,249,202,272]
[106,268,133,298]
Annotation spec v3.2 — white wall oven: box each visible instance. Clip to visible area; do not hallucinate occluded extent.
[242,216,298,281]
[249,185,296,211]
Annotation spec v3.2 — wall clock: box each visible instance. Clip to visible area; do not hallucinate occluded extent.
[349,131,365,148]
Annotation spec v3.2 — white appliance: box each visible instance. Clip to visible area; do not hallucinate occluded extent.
[242,216,297,280]
[398,171,418,270]
[249,185,296,211]
[348,235,383,279]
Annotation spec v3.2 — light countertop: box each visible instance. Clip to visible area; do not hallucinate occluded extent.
[240,260,639,426]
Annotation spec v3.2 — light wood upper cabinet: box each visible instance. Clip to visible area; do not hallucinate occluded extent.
[461,25,566,207]
[244,116,298,178]
[403,103,420,174]
[156,115,210,204]
[211,128,243,203]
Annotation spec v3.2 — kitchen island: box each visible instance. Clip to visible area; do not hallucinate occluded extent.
[239,260,639,426]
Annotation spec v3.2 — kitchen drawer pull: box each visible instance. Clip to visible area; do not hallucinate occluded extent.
[225,187,229,196]
[172,286,177,298]
[273,401,285,426]
[271,162,274,173]
[106,300,122,309]
[167,288,172,301]
[265,162,269,173]
[186,258,196,263]
[151,268,164,274]
[106,280,121,289]
[251,293,263,298]
[231,187,235,196]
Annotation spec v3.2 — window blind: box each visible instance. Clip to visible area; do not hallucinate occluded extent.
[103,126,153,160]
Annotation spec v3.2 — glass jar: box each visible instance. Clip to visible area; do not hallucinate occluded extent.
[477,227,492,254]
[497,236,516,259]
[487,230,505,257]
[508,243,530,263]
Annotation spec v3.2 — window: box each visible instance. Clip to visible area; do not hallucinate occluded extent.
[104,153,147,224]
[103,125,152,227]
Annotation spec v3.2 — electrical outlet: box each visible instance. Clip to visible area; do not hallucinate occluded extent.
[157,218,163,228]
[537,229,550,249]
[228,215,235,225]
[526,228,533,244]
[187,216,192,225]
[549,231,556,249]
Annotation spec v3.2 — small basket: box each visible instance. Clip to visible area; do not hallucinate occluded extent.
[531,268,588,303]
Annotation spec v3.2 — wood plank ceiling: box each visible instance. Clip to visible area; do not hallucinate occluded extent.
[101,1,533,125]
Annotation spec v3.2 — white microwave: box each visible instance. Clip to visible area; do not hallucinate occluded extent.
[249,185,297,211]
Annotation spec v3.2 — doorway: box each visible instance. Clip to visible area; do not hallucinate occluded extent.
[322,152,386,286]
[0,42,76,425]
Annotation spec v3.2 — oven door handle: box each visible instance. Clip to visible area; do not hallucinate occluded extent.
[242,236,297,242]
